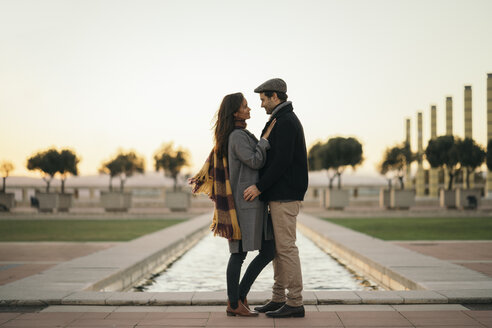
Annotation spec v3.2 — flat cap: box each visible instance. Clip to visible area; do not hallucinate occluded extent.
[254,78,287,93]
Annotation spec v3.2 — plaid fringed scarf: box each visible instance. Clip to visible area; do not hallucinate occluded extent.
[189,150,241,240]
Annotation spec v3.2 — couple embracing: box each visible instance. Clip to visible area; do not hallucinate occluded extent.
[190,78,308,318]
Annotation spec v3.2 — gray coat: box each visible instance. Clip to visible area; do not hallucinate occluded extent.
[228,129,273,253]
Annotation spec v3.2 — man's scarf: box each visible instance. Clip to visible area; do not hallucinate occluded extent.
[189,150,241,240]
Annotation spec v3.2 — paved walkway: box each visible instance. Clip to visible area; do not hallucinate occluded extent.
[395,241,492,278]
[1,304,492,327]
[0,242,118,285]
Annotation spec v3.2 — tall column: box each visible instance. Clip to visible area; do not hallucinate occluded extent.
[464,86,473,188]
[487,74,492,197]
[429,105,439,197]
[446,97,453,135]
[444,97,453,189]
[405,118,413,189]
[464,86,473,138]
[416,112,425,196]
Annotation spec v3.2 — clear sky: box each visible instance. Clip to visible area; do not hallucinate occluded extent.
[1,0,492,178]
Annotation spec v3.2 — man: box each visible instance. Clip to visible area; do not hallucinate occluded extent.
[244,78,308,318]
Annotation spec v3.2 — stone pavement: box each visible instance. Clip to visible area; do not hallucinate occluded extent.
[0,304,491,327]
[0,242,119,285]
[395,241,492,278]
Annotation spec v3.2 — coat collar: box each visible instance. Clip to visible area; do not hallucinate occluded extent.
[270,101,293,119]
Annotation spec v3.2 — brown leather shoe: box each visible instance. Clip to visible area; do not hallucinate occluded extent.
[226,300,259,317]
[242,297,250,310]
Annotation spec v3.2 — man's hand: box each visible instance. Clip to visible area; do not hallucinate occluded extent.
[244,185,261,201]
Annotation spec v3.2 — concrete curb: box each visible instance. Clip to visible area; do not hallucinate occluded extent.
[2,291,491,307]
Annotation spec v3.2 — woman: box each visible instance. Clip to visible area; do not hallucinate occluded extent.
[190,92,276,316]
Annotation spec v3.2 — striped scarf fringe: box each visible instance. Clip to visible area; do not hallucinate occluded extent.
[189,150,241,240]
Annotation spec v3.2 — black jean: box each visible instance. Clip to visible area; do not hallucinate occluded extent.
[226,239,275,308]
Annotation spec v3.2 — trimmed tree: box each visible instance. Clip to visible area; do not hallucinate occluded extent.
[58,149,80,193]
[425,135,460,191]
[308,141,336,187]
[100,151,145,192]
[99,157,121,192]
[27,148,80,193]
[154,142,190,191]
[27,149,60,192]
[378,142,414,190]
[308,137,364,189]
[0,161,14,193]
[307,141,324,173]
[457,138,485,189]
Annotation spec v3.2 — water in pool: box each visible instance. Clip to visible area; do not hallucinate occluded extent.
[141,230,375,292]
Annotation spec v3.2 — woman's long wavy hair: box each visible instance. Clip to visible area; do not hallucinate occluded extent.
[213,92,244,158]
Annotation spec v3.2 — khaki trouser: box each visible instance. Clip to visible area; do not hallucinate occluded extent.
[269,201,303,307]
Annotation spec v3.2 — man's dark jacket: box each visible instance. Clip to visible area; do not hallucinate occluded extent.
[256,101,308,201]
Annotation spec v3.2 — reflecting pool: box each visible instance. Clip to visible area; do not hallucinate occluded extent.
[140,230,376,292]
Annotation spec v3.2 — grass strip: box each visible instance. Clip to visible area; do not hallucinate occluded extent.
[0,219,185,242]
[324,217,492,240]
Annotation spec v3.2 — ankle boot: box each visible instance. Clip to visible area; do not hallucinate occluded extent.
[239,300,259,316]
[242,297,250,310]
[226,300,259,317]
